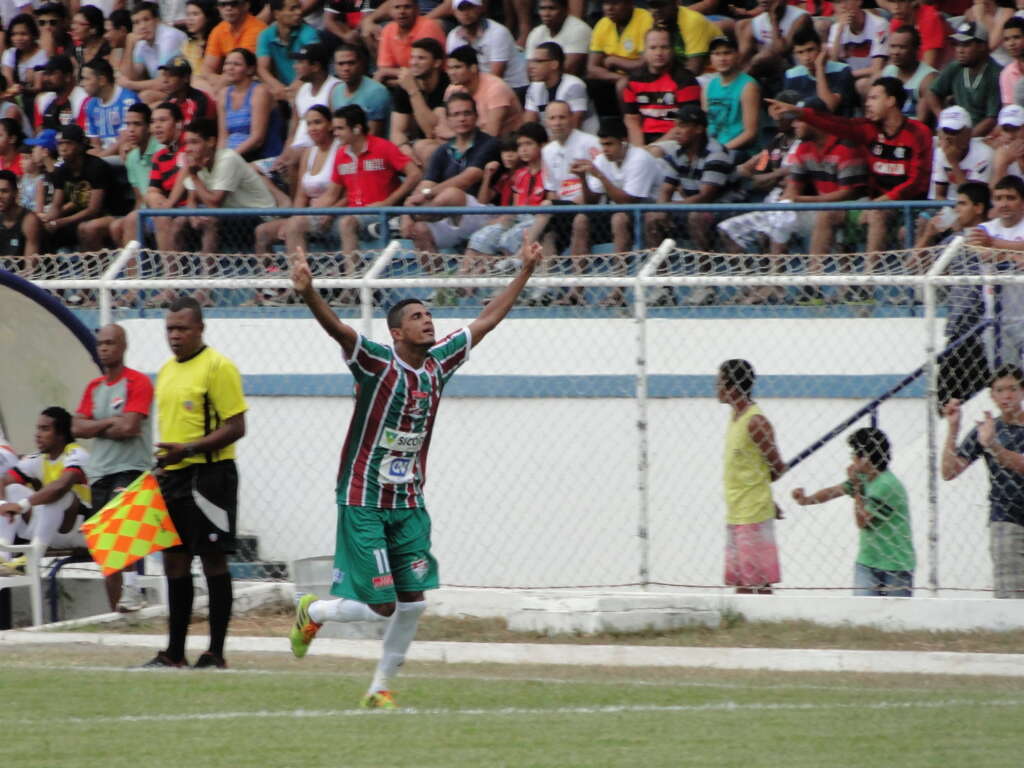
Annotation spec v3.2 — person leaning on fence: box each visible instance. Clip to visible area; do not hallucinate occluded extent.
[943,364,1024,599]
[72,324,153,612]
[0,407,91,577]
[717,359,787,595]
[644,104,741,307]
[920,182,992,411]
[792,427,916,597]
[147,296,248,668]
[765,77,933,294]
[572,115,663,307]
[965,174,1024,370]
[401,91,500,271]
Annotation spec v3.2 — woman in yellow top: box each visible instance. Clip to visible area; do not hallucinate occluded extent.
[718,359,787,594]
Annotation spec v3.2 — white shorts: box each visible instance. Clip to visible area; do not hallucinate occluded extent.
[426,195,491,250]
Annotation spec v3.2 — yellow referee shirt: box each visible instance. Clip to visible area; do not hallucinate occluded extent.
[589,7,653,60]
[155,346,247,470]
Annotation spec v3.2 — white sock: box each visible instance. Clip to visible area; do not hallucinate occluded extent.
[369,600,426,694]
[123,571,139,588]
[308,598,386,624]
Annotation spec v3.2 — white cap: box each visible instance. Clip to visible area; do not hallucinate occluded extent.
[938,106,971,132]
[999,104,1024,127]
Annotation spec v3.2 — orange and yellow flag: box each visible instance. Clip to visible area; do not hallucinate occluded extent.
[81,471,181,576]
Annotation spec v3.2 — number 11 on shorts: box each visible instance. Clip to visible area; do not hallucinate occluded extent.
[373,548,391,575]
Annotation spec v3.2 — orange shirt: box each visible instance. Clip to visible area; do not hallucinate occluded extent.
[444,73,523,137]
[206,14,268,59]
[377,16,446,69]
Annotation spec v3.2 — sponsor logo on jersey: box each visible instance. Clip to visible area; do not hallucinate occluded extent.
[379,428,426,453]
[332,568,345,585]
[387,457,412,478]
[372,573,395,588]
[410,559,429,581]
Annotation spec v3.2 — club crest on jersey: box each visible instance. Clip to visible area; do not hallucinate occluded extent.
[332,568,345,585]
[410,559,429,581]
[372,573,395,588]
[111,396,124,412]
[183,400,195,412]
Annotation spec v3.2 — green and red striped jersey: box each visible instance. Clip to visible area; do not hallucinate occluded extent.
[336,328,471,509]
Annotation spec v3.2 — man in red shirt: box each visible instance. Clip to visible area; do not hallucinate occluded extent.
[887,0,949,68]
[768,76,933,278]
[300,104,421,281]
[623,27,701,146]
[783,97,869,302]
[158,57,217,125]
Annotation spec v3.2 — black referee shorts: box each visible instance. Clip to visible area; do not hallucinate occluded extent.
[157,461,238,555]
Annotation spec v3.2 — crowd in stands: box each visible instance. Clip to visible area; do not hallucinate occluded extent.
[0,0,1023,305]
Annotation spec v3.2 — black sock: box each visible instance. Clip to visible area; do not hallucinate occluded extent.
[206,571,233,658]
[166,574,194,662]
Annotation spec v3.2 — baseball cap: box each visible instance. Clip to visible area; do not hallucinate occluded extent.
[159,55,192,77]
[36,54,74,74]
[58,124,86,144]
[798,97,828,112]
[774,89,802,106]
[999,104,1024,127]
[290,42,330,67]
[24,128,58,151]
[673,103,707,125]
[938,106,971,132]
[950,20,985,43]
[707,35,737,53]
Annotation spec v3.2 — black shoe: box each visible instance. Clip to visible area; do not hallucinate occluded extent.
[193,651,227,669]
[142,651,188,668]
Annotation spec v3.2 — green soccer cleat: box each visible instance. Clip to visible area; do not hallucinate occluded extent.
[289,593,321,658]
[360,690,398,710]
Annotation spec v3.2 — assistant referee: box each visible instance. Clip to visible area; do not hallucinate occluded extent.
[148,296,247,669]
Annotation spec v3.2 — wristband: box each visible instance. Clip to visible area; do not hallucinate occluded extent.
[17,497,31,513]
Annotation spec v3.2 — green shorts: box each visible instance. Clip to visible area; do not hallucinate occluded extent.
[330,504,439,604]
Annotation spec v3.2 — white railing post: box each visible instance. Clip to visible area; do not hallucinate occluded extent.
[361,240,401,337]
[633,239,675,589]
[924,235,963,596]
[98,240,140,326]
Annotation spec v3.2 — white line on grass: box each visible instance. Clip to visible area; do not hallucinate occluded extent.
[8,698,1024,727]
[0,661,947,694]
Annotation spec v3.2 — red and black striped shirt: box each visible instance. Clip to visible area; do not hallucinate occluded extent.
[623,65,701,140]
[148,142,185,203]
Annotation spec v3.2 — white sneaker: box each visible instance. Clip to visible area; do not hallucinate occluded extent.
[117,585,147,612]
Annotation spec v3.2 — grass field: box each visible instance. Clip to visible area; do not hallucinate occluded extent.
[5,643,1023,768]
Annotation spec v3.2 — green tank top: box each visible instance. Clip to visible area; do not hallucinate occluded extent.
[723,403,774,525]
[706,72,756,146]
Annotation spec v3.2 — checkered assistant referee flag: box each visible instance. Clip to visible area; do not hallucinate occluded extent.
[81,471,181,575]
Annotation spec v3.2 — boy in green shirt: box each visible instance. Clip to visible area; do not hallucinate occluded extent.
[792,427,916,596]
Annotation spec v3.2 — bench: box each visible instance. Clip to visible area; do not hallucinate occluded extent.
[0,538,165,629]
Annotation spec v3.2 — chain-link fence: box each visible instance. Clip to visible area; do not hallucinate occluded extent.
[21,202,1024,598]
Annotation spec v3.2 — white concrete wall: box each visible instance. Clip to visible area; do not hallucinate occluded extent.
[113,314,997,597]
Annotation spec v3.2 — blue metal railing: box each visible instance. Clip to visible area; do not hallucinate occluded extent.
[138,199,951,256]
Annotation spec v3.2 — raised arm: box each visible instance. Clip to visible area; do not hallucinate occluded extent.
[748,413,787,480]
[289,246,358,355]
[467,239,541,347]
[941,398,971,480]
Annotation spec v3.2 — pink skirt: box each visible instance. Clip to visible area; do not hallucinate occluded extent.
[725,519,781,587]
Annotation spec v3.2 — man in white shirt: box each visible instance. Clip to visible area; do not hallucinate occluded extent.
[523,42,596,134]
[525,0,592,77]
[446,0,528,94]
[827,0,889,97]
[289,43,341,150]
[967,175,1024,367]
[920,105,994,241]
[525,99,601,305]
[571,116,663,306]
[118,2,187,104]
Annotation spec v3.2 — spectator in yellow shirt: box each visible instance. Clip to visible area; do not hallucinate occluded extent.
[586,0,653,116]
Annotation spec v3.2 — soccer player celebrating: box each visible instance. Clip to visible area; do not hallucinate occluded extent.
[287,240,541,709]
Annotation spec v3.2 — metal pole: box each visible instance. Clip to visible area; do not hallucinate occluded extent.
[98,240,140,326]
[924,235,964,597]
[634,238,675,589]
[360,240,401,337]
